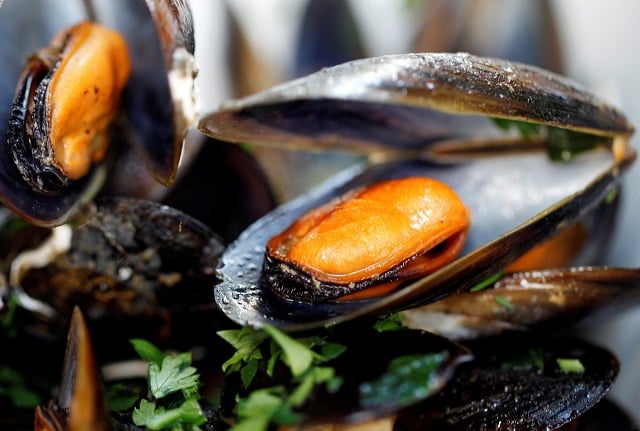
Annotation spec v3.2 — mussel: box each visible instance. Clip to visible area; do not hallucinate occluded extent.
[7,21,131,193]
[208,53,635,330]
[0,0,196,226]
[265,176,470,303]
[3,197,226,357]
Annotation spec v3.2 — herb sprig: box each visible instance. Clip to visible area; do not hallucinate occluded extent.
[108,339,207,430]
[218,325,346,431]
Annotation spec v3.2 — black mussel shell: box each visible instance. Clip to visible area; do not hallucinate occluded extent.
[395,338,620,431]
[215,137,634,330]
[200,53,633,152]
[161,137,277,244]
[7,56,68,194]
[121,0,196,187]
[558,398,640,431]
[401,266,640,341]
[7,198,226,357]
[34,307,109,431]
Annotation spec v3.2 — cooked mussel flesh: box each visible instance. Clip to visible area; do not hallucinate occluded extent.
[265,177,470,303]
[7,21,130,193]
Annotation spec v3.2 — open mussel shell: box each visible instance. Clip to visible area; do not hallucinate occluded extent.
[0,0,194,225]
[200,53,633,152]
[401,266,640,341]
[35,307,109,431]
[395,338,620,431]
[216,137,634,330]
[7,197,226,357]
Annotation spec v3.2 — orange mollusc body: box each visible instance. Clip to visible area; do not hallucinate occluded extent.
[8,20,131,194]
[46,21,131,180]
[265,177,470,302]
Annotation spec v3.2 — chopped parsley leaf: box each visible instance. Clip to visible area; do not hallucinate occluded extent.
[122,339,207,430]
[557,358,585,373]
[470,271,504,292]
[495,295,514,310]
[373,313,406,332]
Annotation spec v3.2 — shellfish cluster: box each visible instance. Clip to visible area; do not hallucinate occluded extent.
[1,1,639,430]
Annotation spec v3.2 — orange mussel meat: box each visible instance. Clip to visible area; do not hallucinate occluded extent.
[8,20,131,193]
[265,177,470,302]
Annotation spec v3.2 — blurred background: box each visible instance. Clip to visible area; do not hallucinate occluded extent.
[190,0,640,421]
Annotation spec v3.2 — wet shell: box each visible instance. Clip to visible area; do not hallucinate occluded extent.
[215,141,634,331]
[212,52,636,330]
[265,177,470,302]
[396,338,620,430]
[200,52,634,153]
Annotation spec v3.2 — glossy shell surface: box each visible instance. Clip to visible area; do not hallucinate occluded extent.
[0,0,193,225]
[401,266,640,340]
[200,53,633,152]
[396,338,620,430]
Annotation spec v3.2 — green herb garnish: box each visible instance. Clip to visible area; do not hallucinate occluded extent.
[556,358,585,373]
[218,326,268,386]
[605,186,619,204]
[359,352,449,408]
[546,127,605,161]
[122,339,206,430]
[495,295,514,310]
[492,118,607,162]
[218,325,346,431]
[470,271,504,292]
[0,365,42,409]
[1,294,19,337]
[263,325,314,377]
[231,387,300,431]
[492,118,541,138]
[106,383,139,412]
[373,313,406,332]
[148,352,201,400]
[133,398,206,430]
[501,348,545,372]
[131,338,165,365]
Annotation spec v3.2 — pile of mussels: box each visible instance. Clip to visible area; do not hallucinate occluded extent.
[1,1,640,430]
